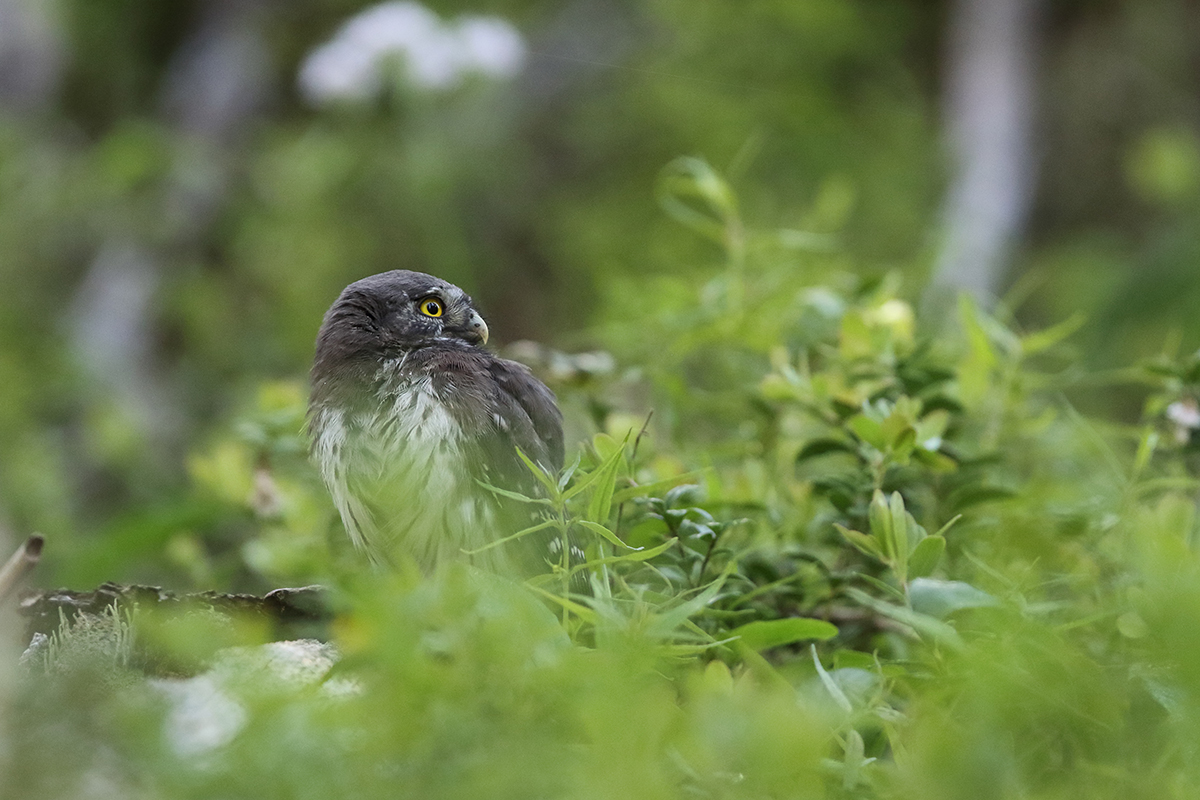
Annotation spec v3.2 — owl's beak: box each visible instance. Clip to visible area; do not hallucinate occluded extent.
[466,310,489,345]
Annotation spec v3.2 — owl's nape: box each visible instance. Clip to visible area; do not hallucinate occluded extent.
[308,270,565,581]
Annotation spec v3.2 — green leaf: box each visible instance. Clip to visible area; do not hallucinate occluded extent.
[575,520,640,551]
[1117,611,1149,639]
[585,454,621,523]
[957,294,998,407]
[563,436,627,501]
[907,535,945,579]
[656,156,738,245]
[888,492,909,573]
[1133,477,1200,497]
[839,310,874,361]
[796,438,855,461]
[646,567,732,637]
[460,519,558,555]
[525,584,597,623]
[948,485,1017,510]
[610,473,704,505]
[890,426,916,462]
[913,448,958,472]
[732,641,795,692]
[556,454,581,492]
[474,480,554,506]
[835,524,883,560]
[1020,311,1086,355]
[811,645,853,713]
[849,415,886,449]
[868,491,894,562]
[914,409,951,444]
[514,447,559,499]
[842,729,871,792]
[591,432,623,462]
[908,578,998,619]
[731,618,838,651]
[880,410,913,449]
[846,588,964,651]
[1133,428,1159,478]
[565,540,674,575]
[930,514,963,539]
[858,573,906,602]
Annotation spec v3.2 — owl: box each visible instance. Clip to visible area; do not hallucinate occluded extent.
[307,270,564,578]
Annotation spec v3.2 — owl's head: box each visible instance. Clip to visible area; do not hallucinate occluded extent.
[314,270,490,368]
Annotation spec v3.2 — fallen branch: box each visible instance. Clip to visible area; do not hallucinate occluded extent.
[0,534,43,602]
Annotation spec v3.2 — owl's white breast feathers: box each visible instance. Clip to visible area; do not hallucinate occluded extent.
[311,365,507,572]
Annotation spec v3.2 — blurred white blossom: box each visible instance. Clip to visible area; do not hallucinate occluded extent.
[298,1,525,104]
[1167,399,1200,443]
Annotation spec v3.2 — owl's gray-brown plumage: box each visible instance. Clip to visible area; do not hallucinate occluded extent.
[307,270,564,577]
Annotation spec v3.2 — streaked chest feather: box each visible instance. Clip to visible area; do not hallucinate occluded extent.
[312,363,502,570]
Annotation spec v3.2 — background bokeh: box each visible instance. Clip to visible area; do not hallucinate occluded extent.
[2,0,1199,589]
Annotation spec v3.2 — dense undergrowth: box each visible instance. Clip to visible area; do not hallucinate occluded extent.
[6,163,1200,799]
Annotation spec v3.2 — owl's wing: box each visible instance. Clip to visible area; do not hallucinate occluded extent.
[480,358,594,588]
[486,357,564,476]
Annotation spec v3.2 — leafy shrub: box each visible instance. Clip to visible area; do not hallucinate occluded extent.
[7,161,1200,799]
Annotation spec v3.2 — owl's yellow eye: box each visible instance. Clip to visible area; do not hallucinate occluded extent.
[418,298,443,317]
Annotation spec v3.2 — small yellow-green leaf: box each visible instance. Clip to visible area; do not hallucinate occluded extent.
[888,492,909,580]
[836,524,883,560]
[575,520,640,550]
[839,310,874,361]
[592,432,622,462]
[1117,611,1149,639]
[880,412,912,449]
[586,456,620,522]
[914,448,958,472]
[1020,311,1086,356]
[868,490,894,561]
[731,618,838,651]
[656,157,738,245]
[907,535,945,579]
[957,294,997,407]
[890,426,916,462]
[849,415,886,449]
[1134,428,1159,478]
[701,659,734,694]
[915,409,951,442]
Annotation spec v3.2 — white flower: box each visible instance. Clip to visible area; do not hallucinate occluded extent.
[456,15,526,79]
[1166,399,1200,443]
[1167,400,1200,429]
[297,1,526,105]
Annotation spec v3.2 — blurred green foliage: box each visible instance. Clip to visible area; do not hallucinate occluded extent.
[0,0,950,567]
[6,0,1200,573]
[6,0,1200,797]
[9,157,1200,798]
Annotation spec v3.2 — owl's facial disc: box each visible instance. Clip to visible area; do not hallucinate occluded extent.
[409,289,489,346]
